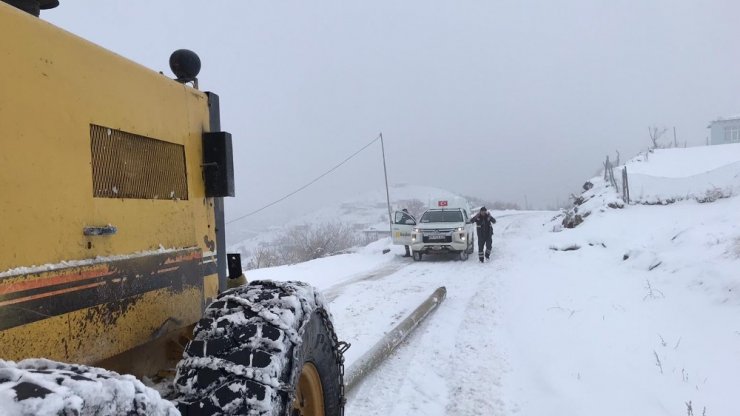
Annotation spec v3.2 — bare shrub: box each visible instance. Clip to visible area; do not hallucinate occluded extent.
[245,246,281,270]
[653,350,663,374]
[277,222,361,263]
[244,222,363,270]
[649,126,668,149]
[643,279,665,300]
[696,188,731,204]
[561,209,583,229]
[463,195,521,211]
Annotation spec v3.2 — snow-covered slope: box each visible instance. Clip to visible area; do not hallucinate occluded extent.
[625,143,740,204]
[627,143,740,177]
[555,143,740,229]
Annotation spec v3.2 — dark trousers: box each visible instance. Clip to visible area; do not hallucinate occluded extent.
[477,233,492,259]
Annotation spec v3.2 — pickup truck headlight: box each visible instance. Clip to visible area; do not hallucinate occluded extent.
[413,228,422,233]
[456,227,464,232]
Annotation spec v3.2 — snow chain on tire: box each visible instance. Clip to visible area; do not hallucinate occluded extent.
[174,280,349,416]
[316,303,350,416]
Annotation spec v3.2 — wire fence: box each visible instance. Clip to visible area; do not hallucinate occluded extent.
[603,155,631,204]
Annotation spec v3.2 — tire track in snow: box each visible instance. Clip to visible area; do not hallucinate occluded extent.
[323,261,407,302]
[443,229,514,415]
[345,261,488,415]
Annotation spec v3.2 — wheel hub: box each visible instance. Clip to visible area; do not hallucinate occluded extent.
[292,362,325,416]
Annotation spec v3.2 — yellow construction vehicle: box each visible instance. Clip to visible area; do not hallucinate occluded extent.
[0,2,346,414]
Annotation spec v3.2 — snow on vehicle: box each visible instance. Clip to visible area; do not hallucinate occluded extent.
[393,199,474,261]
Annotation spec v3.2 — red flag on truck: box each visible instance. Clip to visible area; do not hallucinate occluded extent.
[438,200,448,207]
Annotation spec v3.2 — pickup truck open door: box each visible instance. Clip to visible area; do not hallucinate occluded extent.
[391,210,416,245]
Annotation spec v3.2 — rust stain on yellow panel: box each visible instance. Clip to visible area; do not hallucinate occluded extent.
[204,273,219,303]
[0,288,202,364]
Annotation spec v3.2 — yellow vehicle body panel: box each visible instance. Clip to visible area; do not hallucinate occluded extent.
[0,3,220,366]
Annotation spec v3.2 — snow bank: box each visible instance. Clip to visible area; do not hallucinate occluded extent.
[627,143,740,177]
[628,161,740,204]
[511,196,740,415]
[246,238,398,291]
[624,144,740,204]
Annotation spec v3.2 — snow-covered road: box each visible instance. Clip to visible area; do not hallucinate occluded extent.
[250,201,740,415]
[342,216,523,416]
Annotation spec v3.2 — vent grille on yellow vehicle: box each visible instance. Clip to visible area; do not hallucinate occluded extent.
[90,124,188,200]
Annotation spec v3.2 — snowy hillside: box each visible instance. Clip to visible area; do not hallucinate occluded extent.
[625,143,740,204]
[627,143,740,177]
[227,184,464,258]
[555,143,740,229]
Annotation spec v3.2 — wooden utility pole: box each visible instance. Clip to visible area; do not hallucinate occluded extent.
[673,126,678,147]
[380,133,393,232]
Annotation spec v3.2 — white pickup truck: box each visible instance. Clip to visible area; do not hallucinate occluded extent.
[391,202,474,261]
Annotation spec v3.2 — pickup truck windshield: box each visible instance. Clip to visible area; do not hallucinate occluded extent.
[420,210,463,223]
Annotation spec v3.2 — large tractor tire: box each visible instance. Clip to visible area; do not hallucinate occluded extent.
[0,359,178,415]
[175,280,347,416]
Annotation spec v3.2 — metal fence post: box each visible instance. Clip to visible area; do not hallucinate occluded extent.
[622,167,630,204]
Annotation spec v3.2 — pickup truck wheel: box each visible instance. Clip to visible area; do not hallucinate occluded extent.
[175,281,345,416]
[459,250,469,261]
[412,251,422,261]
[468,234,475,254]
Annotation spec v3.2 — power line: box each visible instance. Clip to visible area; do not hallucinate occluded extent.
[226,134,382,225]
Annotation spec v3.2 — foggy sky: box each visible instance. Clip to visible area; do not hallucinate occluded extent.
[46,1,740,230]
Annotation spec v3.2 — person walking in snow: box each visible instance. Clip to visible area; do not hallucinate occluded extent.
[470,206,496,262]
[402,208,412,257]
